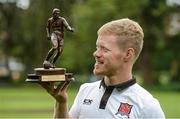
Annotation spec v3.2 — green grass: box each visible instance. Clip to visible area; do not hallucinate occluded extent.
[0,83,180,118]
[0,83,79,118]
[151,91,180,118]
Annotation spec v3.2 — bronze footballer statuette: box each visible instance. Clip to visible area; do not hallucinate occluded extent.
[26,8,74,82]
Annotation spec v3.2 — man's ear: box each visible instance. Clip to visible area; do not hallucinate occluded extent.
[124,48,134,62]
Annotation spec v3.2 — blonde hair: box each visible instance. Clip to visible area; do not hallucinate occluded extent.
[98,18,144,61]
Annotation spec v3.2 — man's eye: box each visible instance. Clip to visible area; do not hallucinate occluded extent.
[96,46,109,52]
[102,47,109,52]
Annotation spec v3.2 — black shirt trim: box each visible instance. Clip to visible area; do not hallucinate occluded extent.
[99,86,114,109]
[99,76,136,91]
[99,76,136,109]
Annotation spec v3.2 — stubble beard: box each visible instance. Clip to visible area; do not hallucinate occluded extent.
[93,65,106,76]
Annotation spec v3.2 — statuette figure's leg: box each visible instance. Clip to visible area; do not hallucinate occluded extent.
[52,37,64,67]
[43,33,58,69]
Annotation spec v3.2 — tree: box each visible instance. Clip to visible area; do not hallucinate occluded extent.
[0,2,19,82]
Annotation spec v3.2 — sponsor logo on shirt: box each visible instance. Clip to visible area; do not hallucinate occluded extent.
[115,102,133,118]
[83,99,93,105]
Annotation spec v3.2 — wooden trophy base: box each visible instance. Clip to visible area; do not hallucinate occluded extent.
[26,68,74,82]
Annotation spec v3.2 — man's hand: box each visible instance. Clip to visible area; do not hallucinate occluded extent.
[69,27,74,32]
[39,81,70,102]
[39,81,71,118]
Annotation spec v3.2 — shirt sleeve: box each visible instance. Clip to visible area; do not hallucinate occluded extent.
[69,84,87,118]
[140,99,165,118]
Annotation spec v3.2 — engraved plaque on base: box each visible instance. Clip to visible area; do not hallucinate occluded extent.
[26,68,74,82]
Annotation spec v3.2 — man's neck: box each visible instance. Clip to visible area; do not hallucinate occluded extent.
[104,68,132,86]
[53,16,60,20]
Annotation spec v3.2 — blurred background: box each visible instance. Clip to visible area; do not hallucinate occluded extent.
[0,0,179,118]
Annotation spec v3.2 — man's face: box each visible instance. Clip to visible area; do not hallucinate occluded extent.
[93,34,126,76]
[53,12,60,19]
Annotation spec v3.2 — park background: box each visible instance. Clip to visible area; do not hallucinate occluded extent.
[0,0,180,118]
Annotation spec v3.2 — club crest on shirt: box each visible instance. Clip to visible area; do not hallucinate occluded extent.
[115,102,133,118]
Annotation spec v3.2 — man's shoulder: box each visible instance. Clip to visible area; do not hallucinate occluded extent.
[58,16,65,20]
[129,84,165,117]
[130,84,154,99]
[81,80,100,87]
[80,80,101,90]
[135,84,165,118]
[129,84,163,109]
[48,17,53,21]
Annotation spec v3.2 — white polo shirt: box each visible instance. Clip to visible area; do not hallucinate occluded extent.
[69,78,165,118]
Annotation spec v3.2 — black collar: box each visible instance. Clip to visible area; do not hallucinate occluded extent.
[99,76,136,91]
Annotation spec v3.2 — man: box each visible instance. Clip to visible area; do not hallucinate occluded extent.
[40,18,165,118]
[43,8,74,69]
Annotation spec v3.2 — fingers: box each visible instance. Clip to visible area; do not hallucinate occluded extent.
[39,82,50,90]
[55,81,70,92]
[39,81,71,101]
[61,81,70,91]
[39,81,70,93]
[39,82,55,95]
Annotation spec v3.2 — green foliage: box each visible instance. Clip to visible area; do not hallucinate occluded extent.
[0,0,179,84]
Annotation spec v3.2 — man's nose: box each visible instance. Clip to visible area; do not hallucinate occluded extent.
[93,49,101,58]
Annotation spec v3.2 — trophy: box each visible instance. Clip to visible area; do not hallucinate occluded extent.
[26,8,74,82]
